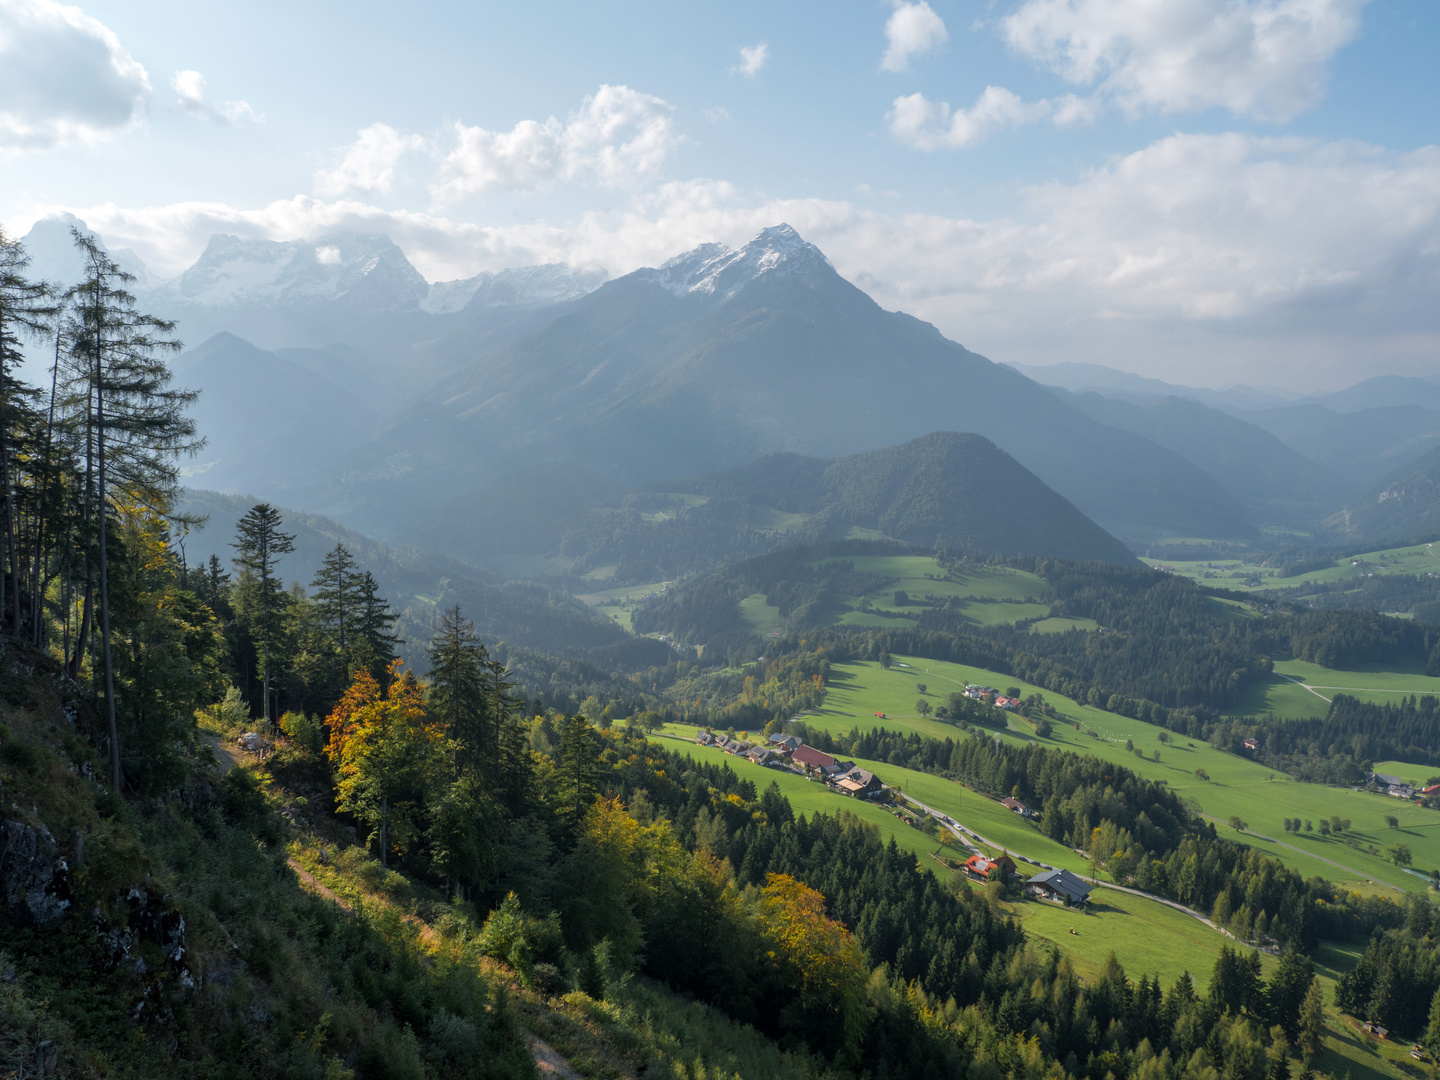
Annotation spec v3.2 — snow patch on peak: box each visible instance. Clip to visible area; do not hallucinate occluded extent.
[648,223,829,301]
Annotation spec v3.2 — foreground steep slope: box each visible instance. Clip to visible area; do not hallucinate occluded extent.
[350,225,1256,544]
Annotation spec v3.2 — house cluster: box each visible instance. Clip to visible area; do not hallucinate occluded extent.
[693,729,885,799]
[1025,868,1094,907]
[963,684,1017,709]
[1368,772,1417,799]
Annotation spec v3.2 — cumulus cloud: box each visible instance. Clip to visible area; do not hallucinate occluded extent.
[171,69,261,125]
[315,123,426,197]
[888,86,1061,149]
[54,131,1440,386]
[0,0,149,152]
[881,1,948,72]
[431,84,677,204]
[732,42,768,78]
[1002,0,1368,121]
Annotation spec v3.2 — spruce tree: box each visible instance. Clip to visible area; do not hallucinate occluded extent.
[231,502,295,725]
[426,604,490,774]
[1297,976,1327,1063]
[311,543,358,662]
[352,569,400,680]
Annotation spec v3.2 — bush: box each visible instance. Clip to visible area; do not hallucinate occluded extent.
[477,893,565,968]
[278,710,326,757]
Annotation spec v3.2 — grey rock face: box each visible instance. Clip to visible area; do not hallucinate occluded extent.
[0,818,71,924]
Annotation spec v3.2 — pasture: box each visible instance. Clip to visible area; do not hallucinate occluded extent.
[1143,538,1440,592]
[1234,656,1440,719]
[576,580,671,633]
[809,655,1440,892]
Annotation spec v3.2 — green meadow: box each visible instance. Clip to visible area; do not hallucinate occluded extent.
[576,580,672,633]
[1234,657,1440,719]
[1143,538,1440,593]
[808,655,1440,892]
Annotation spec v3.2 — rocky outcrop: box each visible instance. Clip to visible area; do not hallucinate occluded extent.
[0,818,70,925]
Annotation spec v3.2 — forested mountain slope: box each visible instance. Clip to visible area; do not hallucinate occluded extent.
[1056,391,1349,524]
[1327,442,1440,544]
[417,432,1135,579]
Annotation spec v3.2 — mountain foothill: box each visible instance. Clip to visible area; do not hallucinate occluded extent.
[21,214,1435,648]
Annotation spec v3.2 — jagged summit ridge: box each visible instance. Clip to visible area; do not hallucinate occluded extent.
[421,263,610,314]
[646,223,831,301]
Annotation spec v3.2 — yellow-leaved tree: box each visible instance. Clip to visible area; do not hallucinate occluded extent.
[328,661,446,866]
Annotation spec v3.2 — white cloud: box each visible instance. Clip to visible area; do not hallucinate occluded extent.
[52,132,1440,387]
[881,1,948,72]
[1002,0,1368,121]
[431,84,677,204]
[888,86,1055,149]
[732,42,768,78]
[704,106,732,123]
[170,69,261,125]
[315,123,426,197]
[0,0,149,152]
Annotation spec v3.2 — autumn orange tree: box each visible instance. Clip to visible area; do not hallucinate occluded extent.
[327,660,446,867]
[754,872,868,1061]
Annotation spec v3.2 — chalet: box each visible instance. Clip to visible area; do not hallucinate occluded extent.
[1242,738,1258,751]
[721,739,753,756]
[1026,869,1093,906]
[994,696,1016,709]
[835,768,884,799]
[1421,784,1440,799]
[696,731,717,747]
[768,733,803,754]
[962,854,1017,881]
[1369,772,1415,798]
[1000,797,1034,818]
[821,760,857,779]
[792,745,836,772]
[745,746,776,765]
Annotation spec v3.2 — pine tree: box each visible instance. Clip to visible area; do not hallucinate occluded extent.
[66,229,198,788]
[1267,944,1315,1039]
[555,715,599,829]
[231,502,295,725]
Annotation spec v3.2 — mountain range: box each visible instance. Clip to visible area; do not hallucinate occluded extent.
[24,214,1440,584]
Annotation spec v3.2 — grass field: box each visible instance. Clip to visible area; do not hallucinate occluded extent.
[1234,656,1440,719]
[732,556,1055,635]
[576,581,671,633]
[1143,538,1440,592]
[807,655,1440,893]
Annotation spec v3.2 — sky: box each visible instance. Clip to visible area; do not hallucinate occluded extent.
[1,0,1437,391]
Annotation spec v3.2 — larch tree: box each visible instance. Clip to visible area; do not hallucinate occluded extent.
[66,229,199,789]
[231,502,295,725]
[0,229,55,636]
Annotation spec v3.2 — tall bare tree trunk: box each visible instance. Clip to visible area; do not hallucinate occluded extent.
[95,328,119,790]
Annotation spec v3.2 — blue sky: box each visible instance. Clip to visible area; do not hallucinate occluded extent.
[2,0,1437,390]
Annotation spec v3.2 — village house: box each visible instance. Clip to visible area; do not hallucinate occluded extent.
[1026,868,1093,906]
[1421,783,1440,800]
[820,759,857,780]
[695,731,716,746]
[1242,738,1258,751]
[993,696,1016,709]
[768,733,803,754]
[792,745,837,773]
[1368,772,1415,798]
[962,853,1017,882]
[745,746,776,765]
[1000,797,1035,818]
[834,768,884,799]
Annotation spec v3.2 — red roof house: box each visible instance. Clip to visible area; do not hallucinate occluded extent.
[792,745,837,771]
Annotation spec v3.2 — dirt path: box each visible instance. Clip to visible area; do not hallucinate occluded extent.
[1275,672,1334,703]
[287,857,352,910]
[529,1036,582,1079]
[203,732,242,773]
